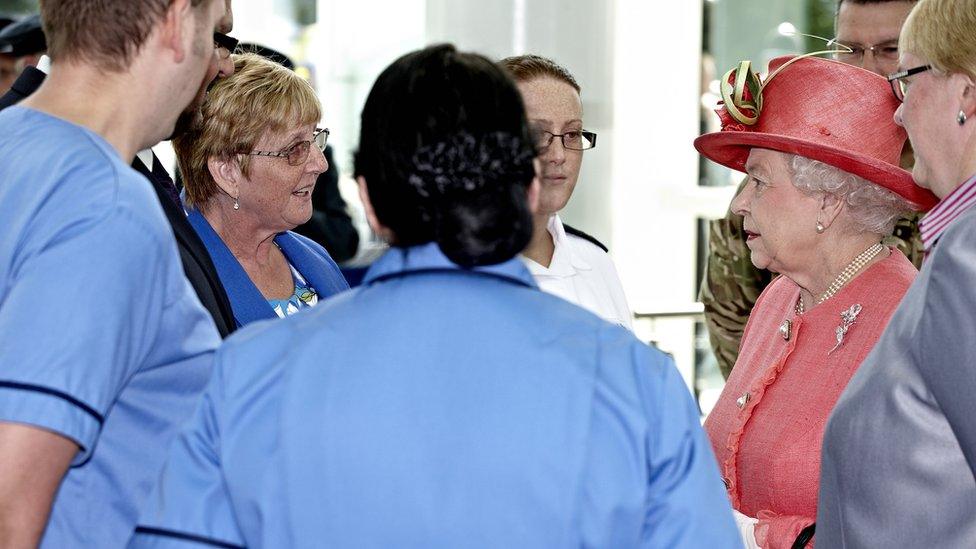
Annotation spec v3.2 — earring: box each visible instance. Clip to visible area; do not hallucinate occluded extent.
[959,110,968,126]
[816,221,825,233]
[233,196,240,210]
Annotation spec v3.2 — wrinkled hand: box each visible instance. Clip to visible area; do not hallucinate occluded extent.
[733,509,760,549]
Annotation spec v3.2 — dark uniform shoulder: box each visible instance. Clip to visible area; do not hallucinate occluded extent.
[563,223,608,253]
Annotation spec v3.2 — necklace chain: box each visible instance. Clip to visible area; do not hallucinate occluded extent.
[795,242,884,315]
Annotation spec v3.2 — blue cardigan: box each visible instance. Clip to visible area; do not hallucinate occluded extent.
[187,209,350,327]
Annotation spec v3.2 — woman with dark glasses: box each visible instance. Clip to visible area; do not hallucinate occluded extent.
[819,0,976,546]
[173,53,348,326]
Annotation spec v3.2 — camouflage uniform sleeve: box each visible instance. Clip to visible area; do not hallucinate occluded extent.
[699,176,773,379]
[886,212,924,269]
[890,143,924,269]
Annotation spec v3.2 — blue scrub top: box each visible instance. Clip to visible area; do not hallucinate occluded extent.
[0,107,220,547]
[130,243,740,548]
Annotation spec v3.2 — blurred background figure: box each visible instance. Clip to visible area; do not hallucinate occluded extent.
[0,13,45,95]
[696,54,935,549]
[502,54,633,330]
[174,53,348,326]
[701,0,920,380]
[0,16,14,91]
[130,43,740,549]
[236,41,361,264]
[819,0,976,546]
[297,141,361,262]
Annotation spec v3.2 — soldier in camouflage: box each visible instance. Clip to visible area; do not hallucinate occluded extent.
[701,0,921,378]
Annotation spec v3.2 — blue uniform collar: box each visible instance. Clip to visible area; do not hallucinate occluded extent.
[363,243,538,290]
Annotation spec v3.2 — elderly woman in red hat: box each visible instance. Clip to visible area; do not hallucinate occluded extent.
[695,55,938,549]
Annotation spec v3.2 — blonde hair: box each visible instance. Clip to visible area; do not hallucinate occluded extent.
[900,0,976,80]
[175,52,321,207]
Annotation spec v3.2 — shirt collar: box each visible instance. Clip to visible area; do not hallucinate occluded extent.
[919,173,976,251]
[36,55,50,74]
[135,149,154,171]
[363,242,538,289]
[522,215,592,277]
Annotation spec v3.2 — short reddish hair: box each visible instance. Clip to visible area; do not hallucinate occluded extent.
[499,54,581,93]
[40,0,213,72]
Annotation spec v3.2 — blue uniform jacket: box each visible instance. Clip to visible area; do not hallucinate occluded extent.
[187,209,349,326]
[130,243,740,548]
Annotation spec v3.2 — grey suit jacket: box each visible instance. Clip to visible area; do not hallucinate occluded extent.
[817,204,976,548]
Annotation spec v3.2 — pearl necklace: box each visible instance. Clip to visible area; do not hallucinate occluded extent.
[795,242,884,315]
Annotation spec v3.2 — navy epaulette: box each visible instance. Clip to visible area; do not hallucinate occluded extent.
[563,223,609,253]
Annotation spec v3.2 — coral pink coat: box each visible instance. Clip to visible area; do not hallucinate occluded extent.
[704,249,915,548]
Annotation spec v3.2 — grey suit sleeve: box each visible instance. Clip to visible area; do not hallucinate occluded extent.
[918,216,976,477]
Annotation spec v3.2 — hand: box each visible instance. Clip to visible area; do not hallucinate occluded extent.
[733,509,761,549]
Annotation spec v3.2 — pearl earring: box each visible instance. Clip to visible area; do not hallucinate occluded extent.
[816,221,825,233]
[959,110,968,126]
[233,196,240,210]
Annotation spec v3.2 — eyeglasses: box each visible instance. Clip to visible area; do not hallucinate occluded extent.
[531,129,597,151]
[213,32,239,60]
[829,39,900,63]
[245,128,330,166]
[887,65,932,102]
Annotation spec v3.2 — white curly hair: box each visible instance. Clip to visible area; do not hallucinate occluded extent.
[789,154,915,235]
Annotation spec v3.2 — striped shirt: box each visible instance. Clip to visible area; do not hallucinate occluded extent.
[919,174,976,253]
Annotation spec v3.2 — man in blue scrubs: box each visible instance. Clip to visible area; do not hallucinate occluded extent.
[130,44,740,548]
[0,1,230,546]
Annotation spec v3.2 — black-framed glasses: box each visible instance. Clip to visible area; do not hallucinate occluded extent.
[531,129,597,151]
[887,65,932,102]
[213,32,239,60]
[245,128,329,166]
[829,38,900,63]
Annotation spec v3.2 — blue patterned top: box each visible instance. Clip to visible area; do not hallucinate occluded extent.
[268,265,318,318]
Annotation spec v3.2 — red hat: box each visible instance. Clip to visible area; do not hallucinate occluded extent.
[694,55,938,211]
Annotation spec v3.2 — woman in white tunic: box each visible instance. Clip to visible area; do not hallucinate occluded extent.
[502,55,633,329]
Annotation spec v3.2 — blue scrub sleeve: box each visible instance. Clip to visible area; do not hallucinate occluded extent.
[129,352,245,549]
[0,206,170,463]
[638,347,743,548]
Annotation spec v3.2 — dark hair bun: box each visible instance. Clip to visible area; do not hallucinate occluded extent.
[435,183,534,267]
[354,44,538,267]
[406,132,535,267]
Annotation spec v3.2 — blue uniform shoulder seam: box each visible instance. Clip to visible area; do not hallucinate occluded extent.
[132,526,245,548]
[0,380,104,425]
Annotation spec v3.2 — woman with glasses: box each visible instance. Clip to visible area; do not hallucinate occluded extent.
[818,0,976,546]
[501,55,633,329]
[174,53,348,326]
